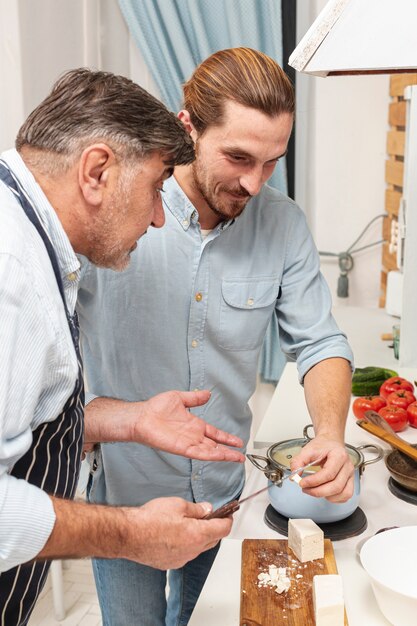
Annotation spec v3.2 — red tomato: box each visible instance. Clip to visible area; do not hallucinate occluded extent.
[380,377,414,399]
[386,390,416,410]
[378,406,408,432]
[352,396,387,420]
[407,402,417,428]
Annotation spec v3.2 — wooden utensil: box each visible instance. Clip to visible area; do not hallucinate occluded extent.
[240,538,348,626]
[357,418,417,462]
[364,409,403,437]
[380,332,393,341]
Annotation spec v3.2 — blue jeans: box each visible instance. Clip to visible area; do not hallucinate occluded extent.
[92,542,221,626]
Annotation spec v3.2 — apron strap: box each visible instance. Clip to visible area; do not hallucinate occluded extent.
[0,161,70,318]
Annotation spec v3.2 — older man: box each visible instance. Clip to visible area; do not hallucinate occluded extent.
[0,68,244,626]
[78,48,354,625]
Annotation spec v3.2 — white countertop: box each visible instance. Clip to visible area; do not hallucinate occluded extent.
[190,306,417,626]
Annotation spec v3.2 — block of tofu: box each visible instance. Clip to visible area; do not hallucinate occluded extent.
[313,574,344,626]
[288,518,324,562]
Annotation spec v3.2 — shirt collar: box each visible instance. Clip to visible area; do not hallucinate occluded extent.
[1,149,81,282]
[163,175,235,232]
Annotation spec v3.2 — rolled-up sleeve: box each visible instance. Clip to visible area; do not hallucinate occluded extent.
[0,475,55,572]
[276,207,354,382]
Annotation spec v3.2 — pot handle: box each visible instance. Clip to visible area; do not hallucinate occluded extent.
[246,453,270,472]
[246,454,283,485]
[303,424,314,440]
[356,443,384,473]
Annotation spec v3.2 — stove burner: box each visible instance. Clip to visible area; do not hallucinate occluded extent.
[388,477,417,505]
[264,505,367,541]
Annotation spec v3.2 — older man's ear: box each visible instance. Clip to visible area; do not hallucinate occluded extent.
[78,144,116,207]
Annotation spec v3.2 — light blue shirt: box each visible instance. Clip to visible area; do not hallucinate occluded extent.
[78,176,353,509]
[0,150,80,571]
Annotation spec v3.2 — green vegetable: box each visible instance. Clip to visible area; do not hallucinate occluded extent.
[351,366,398,396]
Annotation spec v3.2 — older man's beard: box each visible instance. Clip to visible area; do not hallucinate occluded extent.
[88,209,133,272]
[191,156,251,222]
[86,174,137,272]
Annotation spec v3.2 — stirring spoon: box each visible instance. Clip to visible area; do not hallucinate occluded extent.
[356,410,417,462]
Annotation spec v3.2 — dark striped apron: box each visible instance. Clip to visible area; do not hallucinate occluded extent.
[0,163,84,626]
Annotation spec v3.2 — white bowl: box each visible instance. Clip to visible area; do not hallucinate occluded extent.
[360,526,417,626]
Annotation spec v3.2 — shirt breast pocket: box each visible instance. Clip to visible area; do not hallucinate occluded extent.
[218,278,281,351]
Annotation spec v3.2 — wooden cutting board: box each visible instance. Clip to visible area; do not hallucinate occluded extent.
[240,539,348,626]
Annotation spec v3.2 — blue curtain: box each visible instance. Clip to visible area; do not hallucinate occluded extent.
[118,0,287,383]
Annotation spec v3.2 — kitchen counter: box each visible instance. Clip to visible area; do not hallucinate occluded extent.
[190,306,417,626]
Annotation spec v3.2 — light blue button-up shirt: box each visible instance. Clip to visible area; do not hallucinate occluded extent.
[77,177,353,509]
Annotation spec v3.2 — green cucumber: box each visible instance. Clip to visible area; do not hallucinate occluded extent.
[351,366,398,396]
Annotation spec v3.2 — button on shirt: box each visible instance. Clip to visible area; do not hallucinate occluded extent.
[77,176,353,510]
[0,149,80,572]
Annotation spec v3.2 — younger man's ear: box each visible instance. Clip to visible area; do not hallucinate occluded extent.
[178,110,198,141]
[78,143,115,206]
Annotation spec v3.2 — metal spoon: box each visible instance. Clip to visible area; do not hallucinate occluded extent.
[204,458,322,519]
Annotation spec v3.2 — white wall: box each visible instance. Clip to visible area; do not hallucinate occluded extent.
[0,0,24,151]
[313,73,388,307]
[296,0,389,308]
[0,0,156,153]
